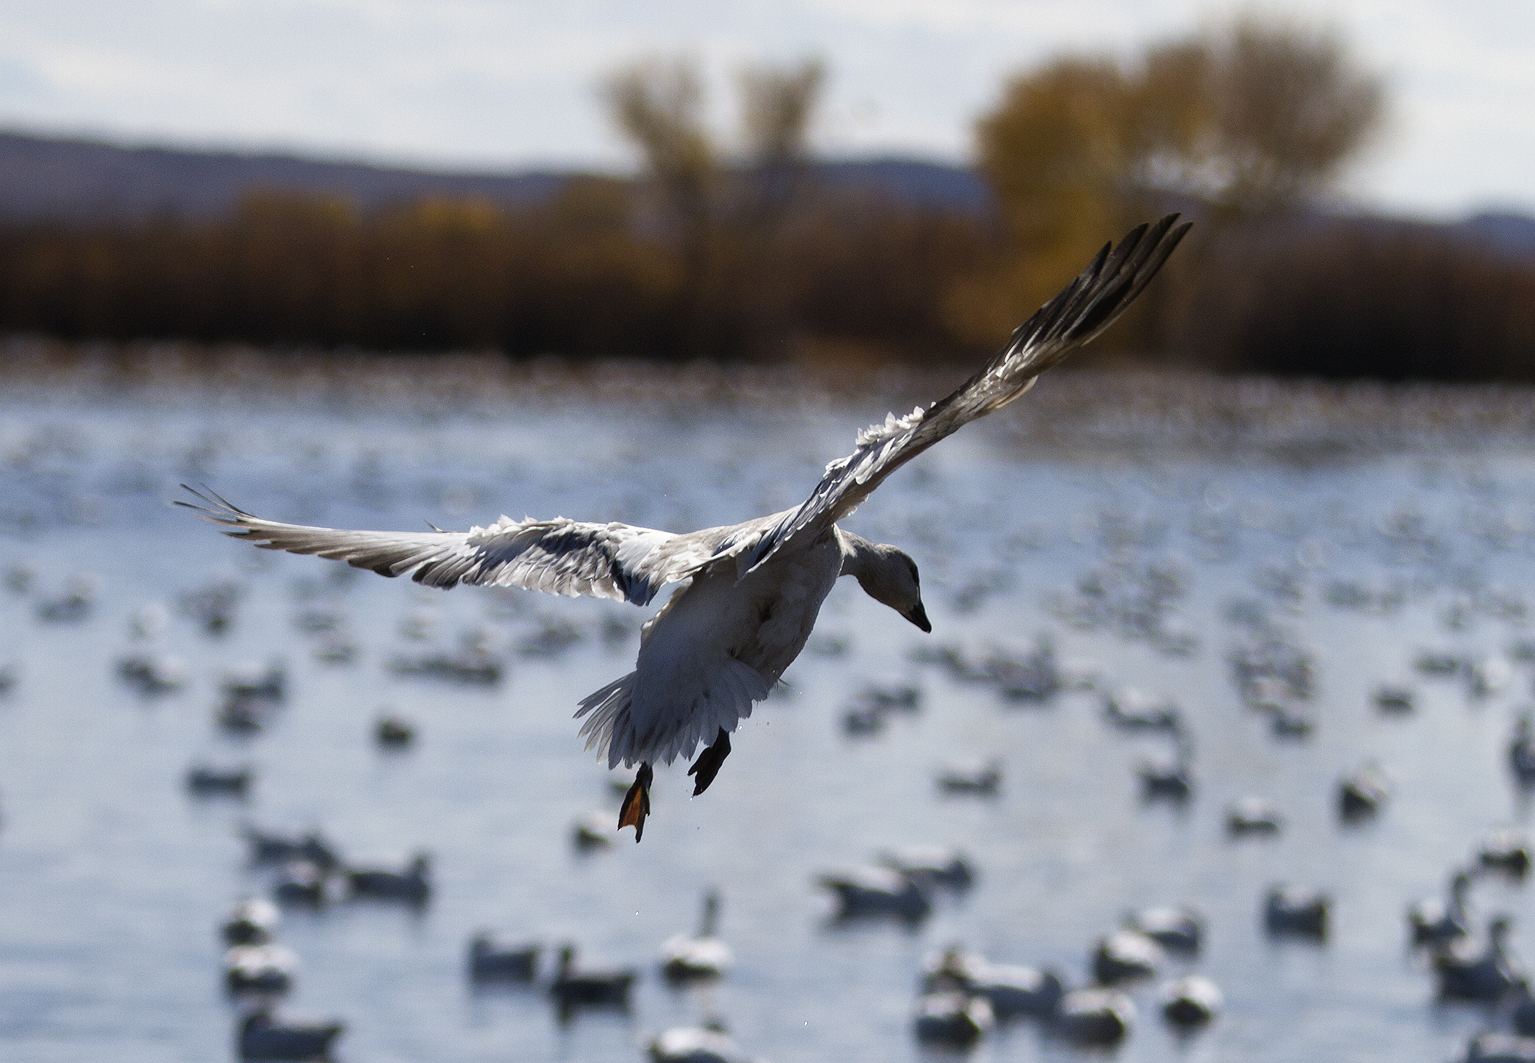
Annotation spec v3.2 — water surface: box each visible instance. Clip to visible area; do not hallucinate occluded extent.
[1,372,1533,1062]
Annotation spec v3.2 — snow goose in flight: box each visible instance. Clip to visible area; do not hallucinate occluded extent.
[180,214,1189,841]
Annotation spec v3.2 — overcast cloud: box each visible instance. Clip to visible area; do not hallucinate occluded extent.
[0,0,1530,218]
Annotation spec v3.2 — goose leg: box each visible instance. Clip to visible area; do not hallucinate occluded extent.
[687,728,732,796]
[618,763,653,842]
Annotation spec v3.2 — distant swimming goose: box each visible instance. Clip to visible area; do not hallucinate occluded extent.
[660,890,733,983]
[1479,831,1533,878]
[225,943,297,995]
[237,1010,344,1060]
[1092,930,1164,985]
[649,1025,758,1063]
[1104,688,1181,733]
[272,860,332,908]
[1468,656,1514,699]
[572,810,616,851]
[1408,871,1473,946]
[1227,797,1284,837]
[1138,764,1192,799]
[1337,763,1391,821]
[1053,988,1134,1046]
[186,764,254,798]
[1160,974,1222,1028]
[181,216,1188,841]
[223,662,286,703]
[935,758,1002,796]
[1124,907,1203,954]
[548,944,636,1015]
[117,651,188,695]
[923,947,1065,1019]
[819,865,932,922]
[971,962,1065,1020]
[241,825,341,871]
[1436,916,1525,1002]
[346,852,431,903]
[1264,885,1329,939]
[222,898,280,946]
[467,933,540,983]
[914,991,994,1047]
[375,713,416,748]
[1138,734,1195,803]
[1267,703,1315,738]
[876,846,975,891]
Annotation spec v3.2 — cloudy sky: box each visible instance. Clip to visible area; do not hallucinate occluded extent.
[0,0,1530,219]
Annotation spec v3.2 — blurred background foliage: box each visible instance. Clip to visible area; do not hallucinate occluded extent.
[959,15,1388,352]
[0,15,1530,380]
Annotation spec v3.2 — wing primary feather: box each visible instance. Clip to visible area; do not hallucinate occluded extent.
[176,485,698,606]
[742,214,1189,576]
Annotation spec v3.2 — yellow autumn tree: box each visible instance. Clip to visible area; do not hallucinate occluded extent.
[953,15,1386,350]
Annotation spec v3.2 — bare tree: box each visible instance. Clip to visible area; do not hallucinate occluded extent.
[738,57,825,196]
[602,56,717,352]
[1200,16,1386,212]
[603,56,715,232]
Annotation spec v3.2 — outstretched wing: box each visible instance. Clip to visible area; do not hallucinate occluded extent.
[742,213,1190,575]
[177,486,714,606]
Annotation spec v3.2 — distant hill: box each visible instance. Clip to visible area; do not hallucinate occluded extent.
[0,130,991,222]
[0,131,569,221]
[816,157,992,212]
[2,128,1530,263]
[1455,212,1535,262]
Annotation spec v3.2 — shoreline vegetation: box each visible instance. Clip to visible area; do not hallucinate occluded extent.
[7,335,1535,461]
[0,189,1529,383]
[2,22,1532,383]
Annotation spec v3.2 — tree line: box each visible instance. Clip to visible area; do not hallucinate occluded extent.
[0,179,986,364]
[0,18,1531,381]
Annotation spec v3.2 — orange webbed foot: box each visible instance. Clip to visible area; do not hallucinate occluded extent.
[618,762,653,842]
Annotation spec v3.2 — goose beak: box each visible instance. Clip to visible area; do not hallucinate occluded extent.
[906,601,932,633]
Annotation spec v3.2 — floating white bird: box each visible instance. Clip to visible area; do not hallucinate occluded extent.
[181,215,1189,841]
[659,889,733,982]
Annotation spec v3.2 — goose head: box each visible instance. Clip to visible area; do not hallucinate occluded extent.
[841,534,930,632]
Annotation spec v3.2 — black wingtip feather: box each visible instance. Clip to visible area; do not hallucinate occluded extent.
[175,482,256,521]
[176,483,240,525]
[922,214,1189,425]
[1027,212,1187,352]
[730,214,1192,580]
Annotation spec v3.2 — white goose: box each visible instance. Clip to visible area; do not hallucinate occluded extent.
[659,890,733,982]
[181,216,1188,840]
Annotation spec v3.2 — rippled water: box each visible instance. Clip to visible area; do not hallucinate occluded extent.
[2,372,1534,1063]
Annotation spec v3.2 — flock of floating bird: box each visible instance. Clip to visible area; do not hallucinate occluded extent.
[7,499,1535,1063]
[2,216,1535,1058]
[3,560,773,1060]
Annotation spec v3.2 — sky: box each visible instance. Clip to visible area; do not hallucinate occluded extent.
[0,0,1531,220]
